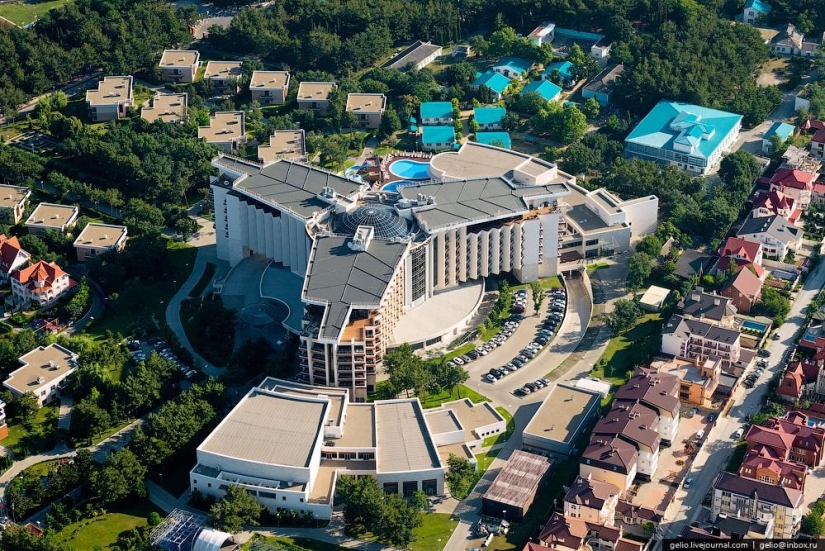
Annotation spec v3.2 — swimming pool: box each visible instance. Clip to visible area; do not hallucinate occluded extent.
[742,320,769,333]
[381,180,419,193]
[389,159,431,180]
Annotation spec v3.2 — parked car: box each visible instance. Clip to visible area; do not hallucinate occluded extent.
[774,332,781,340]
[517,355,529,363]
[533,380,546,388]
[757,349,771,357]
[734,428,745,439]
[541,378,551,386]
[683,477,693,490]
[526,382,539,392]
[707,414,716,423]
[514,387,526,396]
[453,357,464,365]
[512,358,525,368]
[485,374,497,384]
[520,386,532,394]
[127,340,141,351]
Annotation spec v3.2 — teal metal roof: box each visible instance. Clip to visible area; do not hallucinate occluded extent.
[475,132,511,149]
[523,80,561,101]
[745,0,771,13]
[763,121,794,142]
[542,61,574,80]
[472,71,512,95]
[624,101,743,160]
[420,101,453,120]
[495,57,532,75]
[422,125,456,144]
[554,28,605,42]
[473,107,506,125]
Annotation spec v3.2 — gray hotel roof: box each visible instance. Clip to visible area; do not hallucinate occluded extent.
[399,177,568,231]
[234,160,363,220]
[376,400,442,472]
[304,235,408,339]
[199,390,328,468]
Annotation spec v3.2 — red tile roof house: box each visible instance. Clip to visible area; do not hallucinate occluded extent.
[776,361,818,402]
[713,237,764,278]
[745,412,825,467]
[0,235,30,281]
[752,189,801,224]
[769,168,816,210]
[536,512,643,551]
[9,260,75,309]
[720,267,763,314]
[739,445,807,490]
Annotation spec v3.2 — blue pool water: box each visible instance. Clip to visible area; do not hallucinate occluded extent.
[381,180,419,193]
[742,320,768,333]
[389,159,431,180]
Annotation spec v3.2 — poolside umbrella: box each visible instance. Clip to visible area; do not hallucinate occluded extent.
[409,116,417,123]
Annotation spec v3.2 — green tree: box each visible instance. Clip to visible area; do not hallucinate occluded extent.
[410,490,428,511]
[603,299,642,335]
[15,392,39,425]
[530,281,545,314]
[752,287,791,325]
[516,91,547,115]
[89,449,147,506]
[556,105,588,144]
[445,453,478,499]
[801,511,825,536]
[65,277,91,321]
[582,98,600,120]
[209,484,264,533]
[71,397,111,442]
[559,142,601,175]
[379,492,423,547]
[636,234,663,257]
[627,252,653,289]
[379,106,402,139]
[337,475,385,534]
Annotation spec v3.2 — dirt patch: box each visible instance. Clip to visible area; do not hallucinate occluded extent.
[757,58,790,87]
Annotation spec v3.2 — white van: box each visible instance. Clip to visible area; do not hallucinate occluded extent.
[695,429,705,441]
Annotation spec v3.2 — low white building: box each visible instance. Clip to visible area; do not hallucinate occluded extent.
[190,378,445,519]
[3,344,78,406]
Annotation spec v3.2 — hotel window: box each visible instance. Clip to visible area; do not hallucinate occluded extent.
[759,475,773,483]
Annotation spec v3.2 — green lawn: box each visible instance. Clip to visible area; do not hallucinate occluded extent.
[188,262,216,297]
[1,404,59,454]
[590,313,663,384]
[245,535,346,551]
[409,513,455,551]
[476,448,500,474]
[482,407,513,447]
[0,0,70,25]
[89,418,133,446]
[86,240,195,337]
[586,262,609,272]
[419,385,488,409]
[444,342,475,360]
[52,498,161,551]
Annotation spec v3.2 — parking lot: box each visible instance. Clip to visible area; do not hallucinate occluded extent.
[128,337,200,380]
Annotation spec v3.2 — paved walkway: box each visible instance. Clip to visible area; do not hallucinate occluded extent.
[57,395,73,432]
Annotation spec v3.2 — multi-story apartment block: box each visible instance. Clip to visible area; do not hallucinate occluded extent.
[614,369,681,444]
[662,315,741,369]
[203,61,242,95]
[592,401,660,479]
[712,471,803,539]
[0,184,30,225]
[345,93,386,129]
[563,476,620,525]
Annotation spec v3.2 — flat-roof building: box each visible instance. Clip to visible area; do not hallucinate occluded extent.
[296,82,336,116]
[0,184,31,225]
[625,101,742,175]
[346,93,386,129]
[86,76,133,122]
[191,377,444,519]
[522,384,601,457]
[25,203,79,236]
[141,93,188,124]
[249,71,290,105]
[158,50,200,83]
[3,344,78,406]
[258,130,306,164]
[198,111,246,152]
[204,61,243,95]
[73,223,128,261]
[482,450,552,521]
[211,142,658,400]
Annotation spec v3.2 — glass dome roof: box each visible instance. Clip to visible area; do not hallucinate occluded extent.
[330,204,411,239]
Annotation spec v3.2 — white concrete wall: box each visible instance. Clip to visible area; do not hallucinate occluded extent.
[661,332,685,358]
[620,196,659,240]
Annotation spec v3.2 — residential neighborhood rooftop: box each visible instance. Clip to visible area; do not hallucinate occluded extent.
[198,111,245,144]
[524,384,601,446]
[4,344,78,396]
[297,82,336,101]
[204,61,242,79]
[249,70,290,89]
[382,40,442,71]
[25,203,79,230]
[258,130,306,164]
[86,76,132,106]
[141,93,187,123]
[73,223,128,250]
[345,93,386,114]
[473,106,506,125]
[159,49,199,67]
[0,185,30,210]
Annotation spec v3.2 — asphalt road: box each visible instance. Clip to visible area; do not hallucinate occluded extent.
[658,257,825,543]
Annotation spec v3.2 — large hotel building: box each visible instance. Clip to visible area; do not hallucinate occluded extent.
[212,142,658,400]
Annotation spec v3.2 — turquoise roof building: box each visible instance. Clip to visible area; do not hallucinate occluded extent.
[523,80,562,102]
[473,107,506,129]
[745,0,771,13]
[420,102,454,124]
[421,125,456,151]
[472,71,512,99]
[762,121,794,154]
[492,57,532,79]
[542,61,575,83]
[624,100,743,175]
[475,132,511,149]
